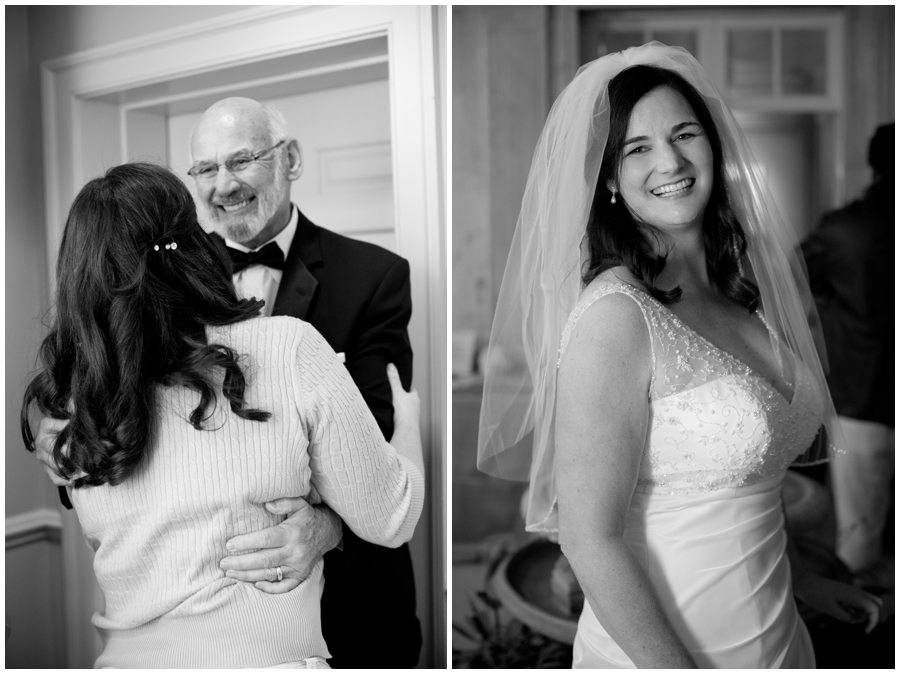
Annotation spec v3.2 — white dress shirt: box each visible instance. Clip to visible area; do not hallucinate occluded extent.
[225,206,299,317]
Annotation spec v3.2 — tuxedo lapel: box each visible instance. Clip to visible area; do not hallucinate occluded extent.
[272,207,322,319]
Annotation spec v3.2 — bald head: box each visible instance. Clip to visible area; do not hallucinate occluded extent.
[190,98,288,163]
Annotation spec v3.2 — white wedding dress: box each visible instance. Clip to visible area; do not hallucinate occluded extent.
[561,282,824,669]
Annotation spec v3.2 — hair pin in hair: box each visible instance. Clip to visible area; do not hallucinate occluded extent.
[153,240,178,252]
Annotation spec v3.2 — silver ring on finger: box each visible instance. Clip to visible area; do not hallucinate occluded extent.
[275,565,283,582]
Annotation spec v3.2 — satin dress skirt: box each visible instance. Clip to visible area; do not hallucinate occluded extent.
[572,475,815,669]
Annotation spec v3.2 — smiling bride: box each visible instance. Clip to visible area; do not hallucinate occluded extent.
[477,42,881,668]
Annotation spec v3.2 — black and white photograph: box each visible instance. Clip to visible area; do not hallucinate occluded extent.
[7,5,446,669]
[6,3,896,671]
[451,5,893,669]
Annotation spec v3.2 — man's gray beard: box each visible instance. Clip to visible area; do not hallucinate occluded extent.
[202,162,287,245]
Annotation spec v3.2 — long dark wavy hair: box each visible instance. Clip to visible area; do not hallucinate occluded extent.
[583,64,759,310]
[21,162,270,488]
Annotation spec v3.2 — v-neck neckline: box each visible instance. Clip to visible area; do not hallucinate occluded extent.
[613,282,799,407]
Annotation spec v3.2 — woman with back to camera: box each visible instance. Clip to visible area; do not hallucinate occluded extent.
[21,162,424,668]
[478,43,880,668]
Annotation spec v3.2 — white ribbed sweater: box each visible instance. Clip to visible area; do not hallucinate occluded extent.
[71,317,424,668]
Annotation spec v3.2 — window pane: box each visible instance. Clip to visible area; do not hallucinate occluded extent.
[782,29,827,95]
[593,31,645,58]
[728,29,772,95]
[651,30,698,60]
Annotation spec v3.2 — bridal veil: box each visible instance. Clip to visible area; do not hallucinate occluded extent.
[476,42,841,534]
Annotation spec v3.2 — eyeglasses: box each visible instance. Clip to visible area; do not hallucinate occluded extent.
[187,140,286,181]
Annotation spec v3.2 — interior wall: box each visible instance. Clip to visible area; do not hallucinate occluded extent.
[5,7,66,665]
[451,7,491,343]
[5,0,54,519]
[6,539,67,667]
[451,6,551,346]
[450,6,552,548]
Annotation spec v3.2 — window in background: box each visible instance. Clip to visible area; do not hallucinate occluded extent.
[584,28,699,63]
[652,30,698,59]
[728,29,773,95]
[591,29,644,59]
[782,29,828,95]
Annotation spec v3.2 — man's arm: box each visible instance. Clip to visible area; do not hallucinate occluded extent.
[221,256,414,593]
[219,497,343,593]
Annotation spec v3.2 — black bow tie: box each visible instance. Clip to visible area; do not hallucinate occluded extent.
[228,242,285,273]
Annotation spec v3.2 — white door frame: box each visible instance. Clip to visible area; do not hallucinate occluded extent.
[41,5,445,666]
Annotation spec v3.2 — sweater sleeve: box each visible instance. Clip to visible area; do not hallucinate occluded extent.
[294,324,424,548]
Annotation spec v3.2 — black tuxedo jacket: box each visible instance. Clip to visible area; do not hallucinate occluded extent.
[272,207,421,667]
[274,208,413,434]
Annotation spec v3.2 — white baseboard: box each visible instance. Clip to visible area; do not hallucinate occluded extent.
[6,508,63,549]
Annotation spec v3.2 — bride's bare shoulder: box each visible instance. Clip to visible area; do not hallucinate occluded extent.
[560,268,652,388]
[564,267,651,360]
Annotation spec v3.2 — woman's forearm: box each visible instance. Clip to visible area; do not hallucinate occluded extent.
[389,420,424,477]
[564,535,697,669]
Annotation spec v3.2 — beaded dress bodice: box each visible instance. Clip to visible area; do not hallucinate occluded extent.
[560,282,825,495]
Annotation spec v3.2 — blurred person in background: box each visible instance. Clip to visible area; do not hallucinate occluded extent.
[802,123,895,589]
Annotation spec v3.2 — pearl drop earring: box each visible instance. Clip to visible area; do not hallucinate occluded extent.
[610,188,617,205]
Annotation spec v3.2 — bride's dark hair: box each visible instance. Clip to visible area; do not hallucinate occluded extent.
[21,162,270,488]
[583,64,759,311]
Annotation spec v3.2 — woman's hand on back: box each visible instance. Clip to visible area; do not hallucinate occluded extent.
[33,416,78,487]
[387,363,419,432]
